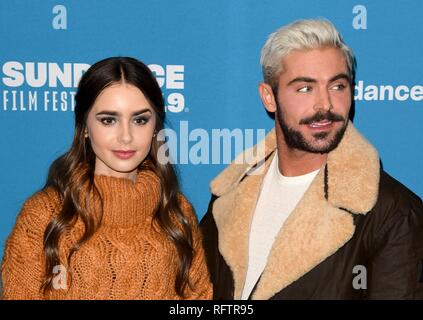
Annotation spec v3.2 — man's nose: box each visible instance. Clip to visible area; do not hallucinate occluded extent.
[313,88,333,112]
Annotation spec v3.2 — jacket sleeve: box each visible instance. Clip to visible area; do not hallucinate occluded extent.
[200,196,220,285]
[200,195,235,300]
[178,195,213,300]
[367,193,423,299]
[1,193,52,300]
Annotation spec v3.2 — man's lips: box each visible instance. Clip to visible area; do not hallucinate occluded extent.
[299,111,345,129]
[112,150,136,160]
[307,120,334,129]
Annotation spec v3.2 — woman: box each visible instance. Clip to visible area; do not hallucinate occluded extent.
[1,57,212,299]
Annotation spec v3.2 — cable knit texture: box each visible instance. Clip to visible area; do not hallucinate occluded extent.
[1,168,212,300]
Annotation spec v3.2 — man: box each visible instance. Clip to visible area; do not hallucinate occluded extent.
[200,19,423,299]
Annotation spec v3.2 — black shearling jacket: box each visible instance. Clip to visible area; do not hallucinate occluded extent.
[200,122,423,300]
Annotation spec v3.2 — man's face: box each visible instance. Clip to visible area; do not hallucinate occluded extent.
[263,46,352,154]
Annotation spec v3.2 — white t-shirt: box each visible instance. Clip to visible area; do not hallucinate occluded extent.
[241,153,319,299]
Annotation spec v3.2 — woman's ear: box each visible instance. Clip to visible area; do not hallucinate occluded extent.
[258,82,277,113]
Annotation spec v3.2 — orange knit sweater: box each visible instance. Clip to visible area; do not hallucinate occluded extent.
[1,169,212,300]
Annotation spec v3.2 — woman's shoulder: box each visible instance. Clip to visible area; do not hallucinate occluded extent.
[16,187,62,228]
[23,186,61,210]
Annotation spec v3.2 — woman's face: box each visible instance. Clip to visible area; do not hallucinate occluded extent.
[85,83,156,181]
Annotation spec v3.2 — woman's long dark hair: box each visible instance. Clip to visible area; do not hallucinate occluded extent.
[41,57,194,297]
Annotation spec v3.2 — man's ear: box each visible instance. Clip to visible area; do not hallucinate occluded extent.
[258,82,277,113]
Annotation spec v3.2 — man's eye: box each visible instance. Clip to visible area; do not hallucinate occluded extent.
[298,86,312,93]
[332,84,346,91]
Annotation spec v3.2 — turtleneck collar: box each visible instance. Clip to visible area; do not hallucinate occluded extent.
[89,168,161,228]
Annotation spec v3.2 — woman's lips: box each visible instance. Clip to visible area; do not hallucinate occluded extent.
[112,150,136,160]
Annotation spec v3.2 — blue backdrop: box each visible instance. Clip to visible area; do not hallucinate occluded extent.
[1,0,422,262]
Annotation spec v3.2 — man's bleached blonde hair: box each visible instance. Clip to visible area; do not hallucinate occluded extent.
[260,19,356,90]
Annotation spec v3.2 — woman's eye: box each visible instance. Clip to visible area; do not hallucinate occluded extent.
[100,117,116,125]
[134,117,149,125]
[298,86,312,93]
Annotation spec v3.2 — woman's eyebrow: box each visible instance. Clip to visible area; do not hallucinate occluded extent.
[96,108,152,116]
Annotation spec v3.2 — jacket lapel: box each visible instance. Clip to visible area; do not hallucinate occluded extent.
[213,153,275,299]
[211,129,277,299]
[251,168,355,299]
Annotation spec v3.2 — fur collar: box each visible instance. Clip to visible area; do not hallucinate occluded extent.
[210,121,380,299]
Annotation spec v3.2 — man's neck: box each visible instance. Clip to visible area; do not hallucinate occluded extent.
[275,134,327,177]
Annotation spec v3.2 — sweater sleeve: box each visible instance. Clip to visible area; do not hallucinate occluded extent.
[178,195,213,300]
[1,191,56,300]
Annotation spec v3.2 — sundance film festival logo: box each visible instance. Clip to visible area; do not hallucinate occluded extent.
[1,61,86,112]
[1,61,186,112]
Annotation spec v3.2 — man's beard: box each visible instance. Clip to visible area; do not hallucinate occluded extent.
[276,100,348,154]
